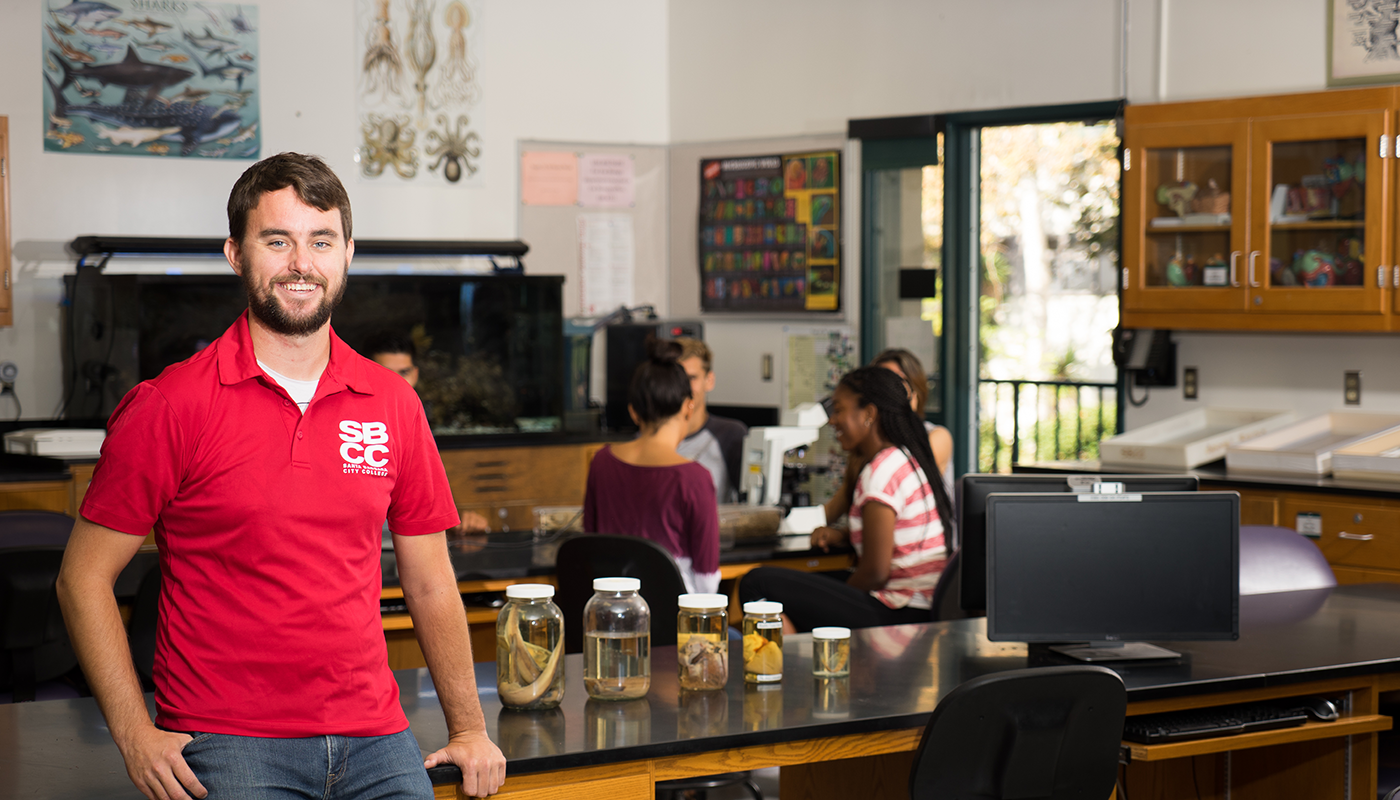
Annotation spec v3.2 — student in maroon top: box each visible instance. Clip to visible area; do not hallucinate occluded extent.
[583,341,721,593]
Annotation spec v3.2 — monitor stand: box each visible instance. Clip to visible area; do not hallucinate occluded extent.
[1048,642,1182,662]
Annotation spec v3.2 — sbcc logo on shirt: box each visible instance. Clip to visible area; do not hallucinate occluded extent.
[339,420,390,476]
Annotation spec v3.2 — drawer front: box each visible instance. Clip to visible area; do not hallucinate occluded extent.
[1280,498,1400,570]
[1238,489,1280,526]
[442,444,590,505]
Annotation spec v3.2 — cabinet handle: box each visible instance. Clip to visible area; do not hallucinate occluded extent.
[1380,266,1387,288]
[1393,265,1399,287]
[1382,134,1392,159]
[1338,531,1374,541]
[1230,251,1241,287]
[1248,251,1261,287]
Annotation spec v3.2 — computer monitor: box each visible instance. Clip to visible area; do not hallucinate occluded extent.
[985,491,1239,661]
[957,473,1199,612]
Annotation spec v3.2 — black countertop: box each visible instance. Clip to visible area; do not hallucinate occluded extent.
[1017,459,1400,500]
[8,584,1400,796]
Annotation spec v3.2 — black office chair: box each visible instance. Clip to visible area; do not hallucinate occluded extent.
[1238,525,1337,595]
[554,533,689,655]
[554,533,761,800]
[0,510,81,703]
[909,664,1126,800]
[928,549,976,622]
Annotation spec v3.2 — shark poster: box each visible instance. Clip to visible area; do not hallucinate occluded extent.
[355,0,482,185]
[41,1,261,159]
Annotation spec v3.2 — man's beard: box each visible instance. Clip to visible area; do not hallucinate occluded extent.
[241,261,348,337]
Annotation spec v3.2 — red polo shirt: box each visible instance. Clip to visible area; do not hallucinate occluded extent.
[81,312,459,737]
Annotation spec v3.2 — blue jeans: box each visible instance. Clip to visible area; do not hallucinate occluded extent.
[178,728,432,800]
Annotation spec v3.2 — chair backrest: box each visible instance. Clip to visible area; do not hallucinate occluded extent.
[1239,525,1337,596]
[909,664,1126,800]
[554,534,689,654]
[928,548,978,622]
[0,548,79,702]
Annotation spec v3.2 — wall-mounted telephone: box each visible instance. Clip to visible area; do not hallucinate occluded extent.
[1112,327,1175,388]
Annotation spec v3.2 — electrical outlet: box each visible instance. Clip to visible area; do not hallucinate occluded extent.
[1345,371,1362,405]
[1183,367,1198,400]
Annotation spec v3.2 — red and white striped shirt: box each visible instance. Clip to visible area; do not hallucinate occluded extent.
[850,446,946,610]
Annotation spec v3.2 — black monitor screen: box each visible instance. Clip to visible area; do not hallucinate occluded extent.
[985,492,1238,644]
[957,473,1198,612]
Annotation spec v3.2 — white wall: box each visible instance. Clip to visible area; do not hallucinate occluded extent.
[1124,331,1400,428]
[0,0,669,417]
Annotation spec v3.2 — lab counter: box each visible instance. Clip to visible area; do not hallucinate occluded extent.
[8,585,1400,800]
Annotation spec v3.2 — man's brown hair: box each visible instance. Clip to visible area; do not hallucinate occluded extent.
[227,152,352,245]
[674,337,712,373]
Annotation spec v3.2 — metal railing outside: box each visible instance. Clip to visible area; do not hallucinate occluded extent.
[978,378,1118,472]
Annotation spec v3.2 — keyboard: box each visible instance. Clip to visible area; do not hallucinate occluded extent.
[1122,701,1312,744]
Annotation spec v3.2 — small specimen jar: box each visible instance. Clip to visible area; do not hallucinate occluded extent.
[583,577,651,700]
[677,593,729,691]
[741,601,784,683]
[495,584,565,710]
[811,626,851,677]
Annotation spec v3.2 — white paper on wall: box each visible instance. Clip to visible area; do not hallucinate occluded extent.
[578,214,635,316]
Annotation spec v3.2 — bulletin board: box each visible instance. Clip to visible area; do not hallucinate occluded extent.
[698,150,841,313]
[516,141,668,319]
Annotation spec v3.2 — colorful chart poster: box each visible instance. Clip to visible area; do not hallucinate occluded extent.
[698,150,840,313]
[41,1,260,159]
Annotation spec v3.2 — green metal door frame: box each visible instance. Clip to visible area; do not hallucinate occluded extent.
[858,101,1123,479]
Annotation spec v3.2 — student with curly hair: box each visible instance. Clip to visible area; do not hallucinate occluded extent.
[740,366,952,631]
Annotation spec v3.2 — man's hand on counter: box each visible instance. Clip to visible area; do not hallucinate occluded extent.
[424,730,506,797]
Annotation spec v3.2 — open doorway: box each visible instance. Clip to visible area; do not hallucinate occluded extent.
[976,120,1121,471]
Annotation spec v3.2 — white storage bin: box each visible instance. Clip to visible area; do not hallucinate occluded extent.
[1225,412,1400,476]
[1099,408,1294,469]
[1330,426,1400,482]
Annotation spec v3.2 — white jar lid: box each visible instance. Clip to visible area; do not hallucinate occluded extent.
[812,626,851,640]
[505,583,556,599]
[743,601,783,615]
[593,577,641,592]
[678,593,729,610]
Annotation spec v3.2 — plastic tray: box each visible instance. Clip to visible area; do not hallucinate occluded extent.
[1330,426,1400,482]
[1098,408,1295,469]
[1225,412,1400,476]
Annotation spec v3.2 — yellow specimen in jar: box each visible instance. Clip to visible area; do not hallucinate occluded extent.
[742,632,782,675]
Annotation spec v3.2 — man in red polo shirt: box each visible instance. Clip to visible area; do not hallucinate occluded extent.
[56,153,505,800]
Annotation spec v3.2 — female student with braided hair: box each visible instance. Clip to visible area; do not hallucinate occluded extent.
[583,340,721,594]
[739,366,952,631]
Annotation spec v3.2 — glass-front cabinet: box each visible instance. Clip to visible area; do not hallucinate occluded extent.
[1122,88,1394,332]
[1124,121,1249,312]
[1249,112,1388,314]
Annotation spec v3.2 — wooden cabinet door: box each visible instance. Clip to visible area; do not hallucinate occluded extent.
[0,116,10,328]
[1247,110,1391,316]
[1123,119,1250,314]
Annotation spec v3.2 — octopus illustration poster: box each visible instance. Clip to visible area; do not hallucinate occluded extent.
[698,151,841,313]
[41,1,261,158]
[355,0,482,185]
